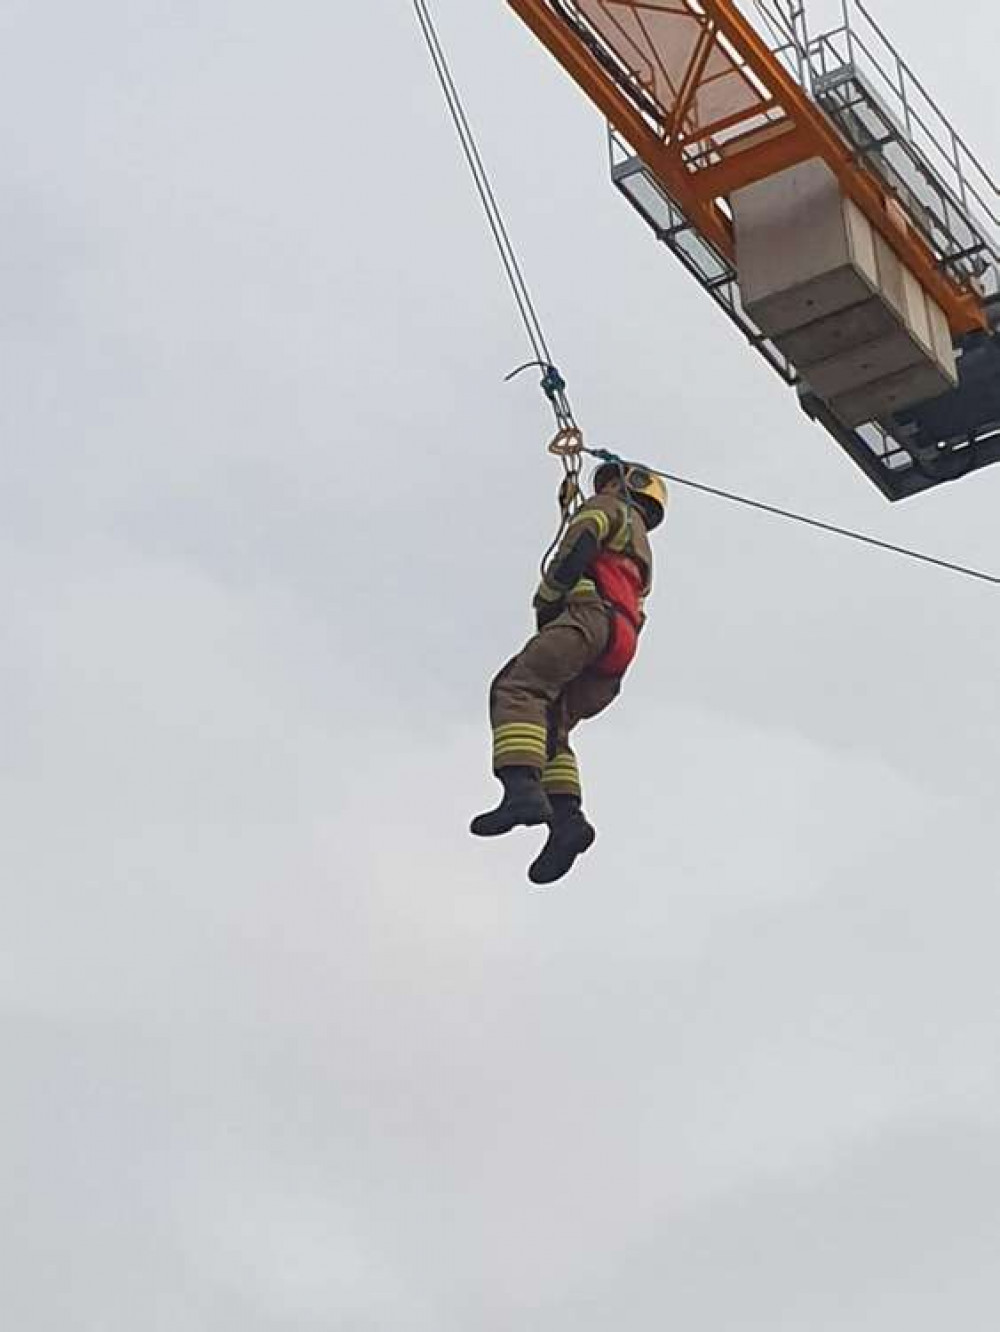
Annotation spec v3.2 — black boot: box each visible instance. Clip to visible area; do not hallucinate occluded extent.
[470,767,553,838]
[528,794,596,885]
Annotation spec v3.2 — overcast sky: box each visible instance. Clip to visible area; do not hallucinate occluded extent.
[4,1,1000,1328]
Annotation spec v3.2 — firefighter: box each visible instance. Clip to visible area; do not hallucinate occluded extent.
[471,461,666,884]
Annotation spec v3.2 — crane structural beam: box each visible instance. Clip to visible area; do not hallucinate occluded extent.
[508,0,1000,499]
[507,0,987,336]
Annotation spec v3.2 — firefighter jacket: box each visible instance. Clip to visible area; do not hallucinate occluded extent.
[532,494,654,677]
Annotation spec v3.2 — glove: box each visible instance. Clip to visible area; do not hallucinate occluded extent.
[533,577,565,630]
[535,598,564,630]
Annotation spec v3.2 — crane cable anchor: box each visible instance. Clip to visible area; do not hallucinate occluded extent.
[505,359,576,428]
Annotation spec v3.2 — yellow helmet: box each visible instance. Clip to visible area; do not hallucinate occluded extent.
[593,461,667,530]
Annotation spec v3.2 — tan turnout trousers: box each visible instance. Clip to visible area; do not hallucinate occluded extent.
[489,600,621,799]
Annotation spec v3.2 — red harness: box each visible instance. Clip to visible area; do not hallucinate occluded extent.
[590,551,644,678]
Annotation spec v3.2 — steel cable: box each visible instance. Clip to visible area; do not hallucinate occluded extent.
[585,448,1000,587]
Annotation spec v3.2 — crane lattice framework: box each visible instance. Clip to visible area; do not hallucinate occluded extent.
[508,0,1000,499]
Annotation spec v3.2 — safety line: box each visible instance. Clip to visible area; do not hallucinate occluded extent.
[412,0,585,573]
[411,0,560,390]
[585,448,1000,588]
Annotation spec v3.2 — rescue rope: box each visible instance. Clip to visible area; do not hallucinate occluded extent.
[411,0,585,569]
[411,0,576,424]
[586,448,1000,588]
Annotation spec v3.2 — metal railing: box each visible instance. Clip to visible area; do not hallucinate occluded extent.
[743,0,1000,298]
[808,2,1000,265]
[749,0,810,81]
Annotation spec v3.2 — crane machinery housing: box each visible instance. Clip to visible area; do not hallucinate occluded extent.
[507,0,1000,500]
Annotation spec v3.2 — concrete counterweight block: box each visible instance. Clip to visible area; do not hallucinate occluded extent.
[775,297,901,367]
[831,362,958,428]
[732,157,958,424]
[733,157,879,335]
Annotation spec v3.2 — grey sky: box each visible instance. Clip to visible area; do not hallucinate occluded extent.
[3,1,1000,1328]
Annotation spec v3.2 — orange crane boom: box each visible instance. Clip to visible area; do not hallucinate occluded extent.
[508,0,986,335]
